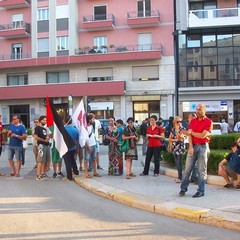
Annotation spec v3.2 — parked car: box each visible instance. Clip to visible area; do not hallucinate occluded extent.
[211,122,222,135]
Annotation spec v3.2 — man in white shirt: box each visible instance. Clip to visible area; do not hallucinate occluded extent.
[89,112,103,170]
[221,119,229,134]
[83,115,101,178]
[233,121,240,133]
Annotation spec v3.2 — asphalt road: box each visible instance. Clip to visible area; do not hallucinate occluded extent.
[0,147,239,239]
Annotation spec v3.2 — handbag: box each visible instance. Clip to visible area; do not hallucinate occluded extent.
[120,139,129,153]
[103,136,110,146]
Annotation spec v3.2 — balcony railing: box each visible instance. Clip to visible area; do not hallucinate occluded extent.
[0,22,31,33]
[0,0,31,9]
[127,10,160,19]
[83,13,115,25]
[75,43,162,55]
[0,44,162,62]
[189,7,240,28]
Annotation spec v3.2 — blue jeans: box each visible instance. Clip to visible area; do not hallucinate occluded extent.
[180,144,210,194]
[173,153,183,180]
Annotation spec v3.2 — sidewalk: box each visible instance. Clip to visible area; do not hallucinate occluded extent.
[74,150,240,232]
[0,147,239,231]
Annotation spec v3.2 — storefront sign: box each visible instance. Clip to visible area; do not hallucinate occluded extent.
[89,102,113,110]
[132,95,160,101]
[183,101,228,112]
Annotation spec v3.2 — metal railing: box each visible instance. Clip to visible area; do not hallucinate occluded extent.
[83,13,115,25]
[75,43,162,55]
[0,44,162,62]
[0,22,31,33]
[127,10,160,19]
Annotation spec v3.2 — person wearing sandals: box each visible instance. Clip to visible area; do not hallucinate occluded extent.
[105,117,123,176]
[7,115,27,177]
[122,117,138,179]
[140,115,165,177]
[84,115,101,178]
[169,116,186,183]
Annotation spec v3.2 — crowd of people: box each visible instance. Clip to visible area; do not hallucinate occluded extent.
[0,104,240,195]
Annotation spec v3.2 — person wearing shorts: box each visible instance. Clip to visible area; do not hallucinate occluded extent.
[7,115,27,177]
[83,115,101,178]
[34,116,51,180]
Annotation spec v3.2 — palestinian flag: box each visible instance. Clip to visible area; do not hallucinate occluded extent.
[46,97,75,158]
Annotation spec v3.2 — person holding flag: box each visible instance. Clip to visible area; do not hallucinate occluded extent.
[46,97,75,179]
[63,116,79,181]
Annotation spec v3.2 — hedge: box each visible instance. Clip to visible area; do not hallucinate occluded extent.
[162,133,240,175]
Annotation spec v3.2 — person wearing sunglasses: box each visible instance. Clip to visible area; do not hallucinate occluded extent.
[169,116,186,183]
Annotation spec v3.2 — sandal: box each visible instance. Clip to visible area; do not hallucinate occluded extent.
[85,175,92,179]
[126,175,131,179]
[130,173,136,177]
[0,173,4,176]
[93,173,101,177]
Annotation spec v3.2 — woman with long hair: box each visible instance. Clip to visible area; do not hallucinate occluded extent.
[122,117,138,179]
[169,116,186,183]
[105,117,123,176]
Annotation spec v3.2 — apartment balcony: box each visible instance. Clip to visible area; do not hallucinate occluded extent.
[189,7,240,28]
[127,10,160,28]
[0,44,162,69]
[0,81,125,100]
[82,14,115,31]
[0,22,31,39]
[0,0,30,9]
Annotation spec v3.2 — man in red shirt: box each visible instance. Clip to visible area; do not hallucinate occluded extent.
[140,115,165,176]
[179,104,212,198]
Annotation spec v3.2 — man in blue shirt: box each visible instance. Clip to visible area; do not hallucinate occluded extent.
[63,116,79,180]
[7,115,27,177]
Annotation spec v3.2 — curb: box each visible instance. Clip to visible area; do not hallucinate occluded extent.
[74,177,240,231]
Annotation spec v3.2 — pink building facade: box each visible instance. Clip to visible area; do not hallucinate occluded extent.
[0,0,175,127]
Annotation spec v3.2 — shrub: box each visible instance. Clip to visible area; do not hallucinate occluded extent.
[209,133,240,149]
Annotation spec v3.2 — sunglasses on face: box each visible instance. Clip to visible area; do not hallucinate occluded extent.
[176,121,182,123]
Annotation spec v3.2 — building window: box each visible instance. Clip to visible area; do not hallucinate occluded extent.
[12,14,23,28]
[94,5,106,20]
[7,74,28,86]
[57,36,69,51]
[94,36,107,52]
[179,31,240,87]
[56,5,69,19]
[38,38,49,52]
[138,33,152,50]
[46,71,69,84]
[11,43,22,60]
[88,68,113,81]
[138,0,151,17]
[132,66,159,81]
[38,8,49,21]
